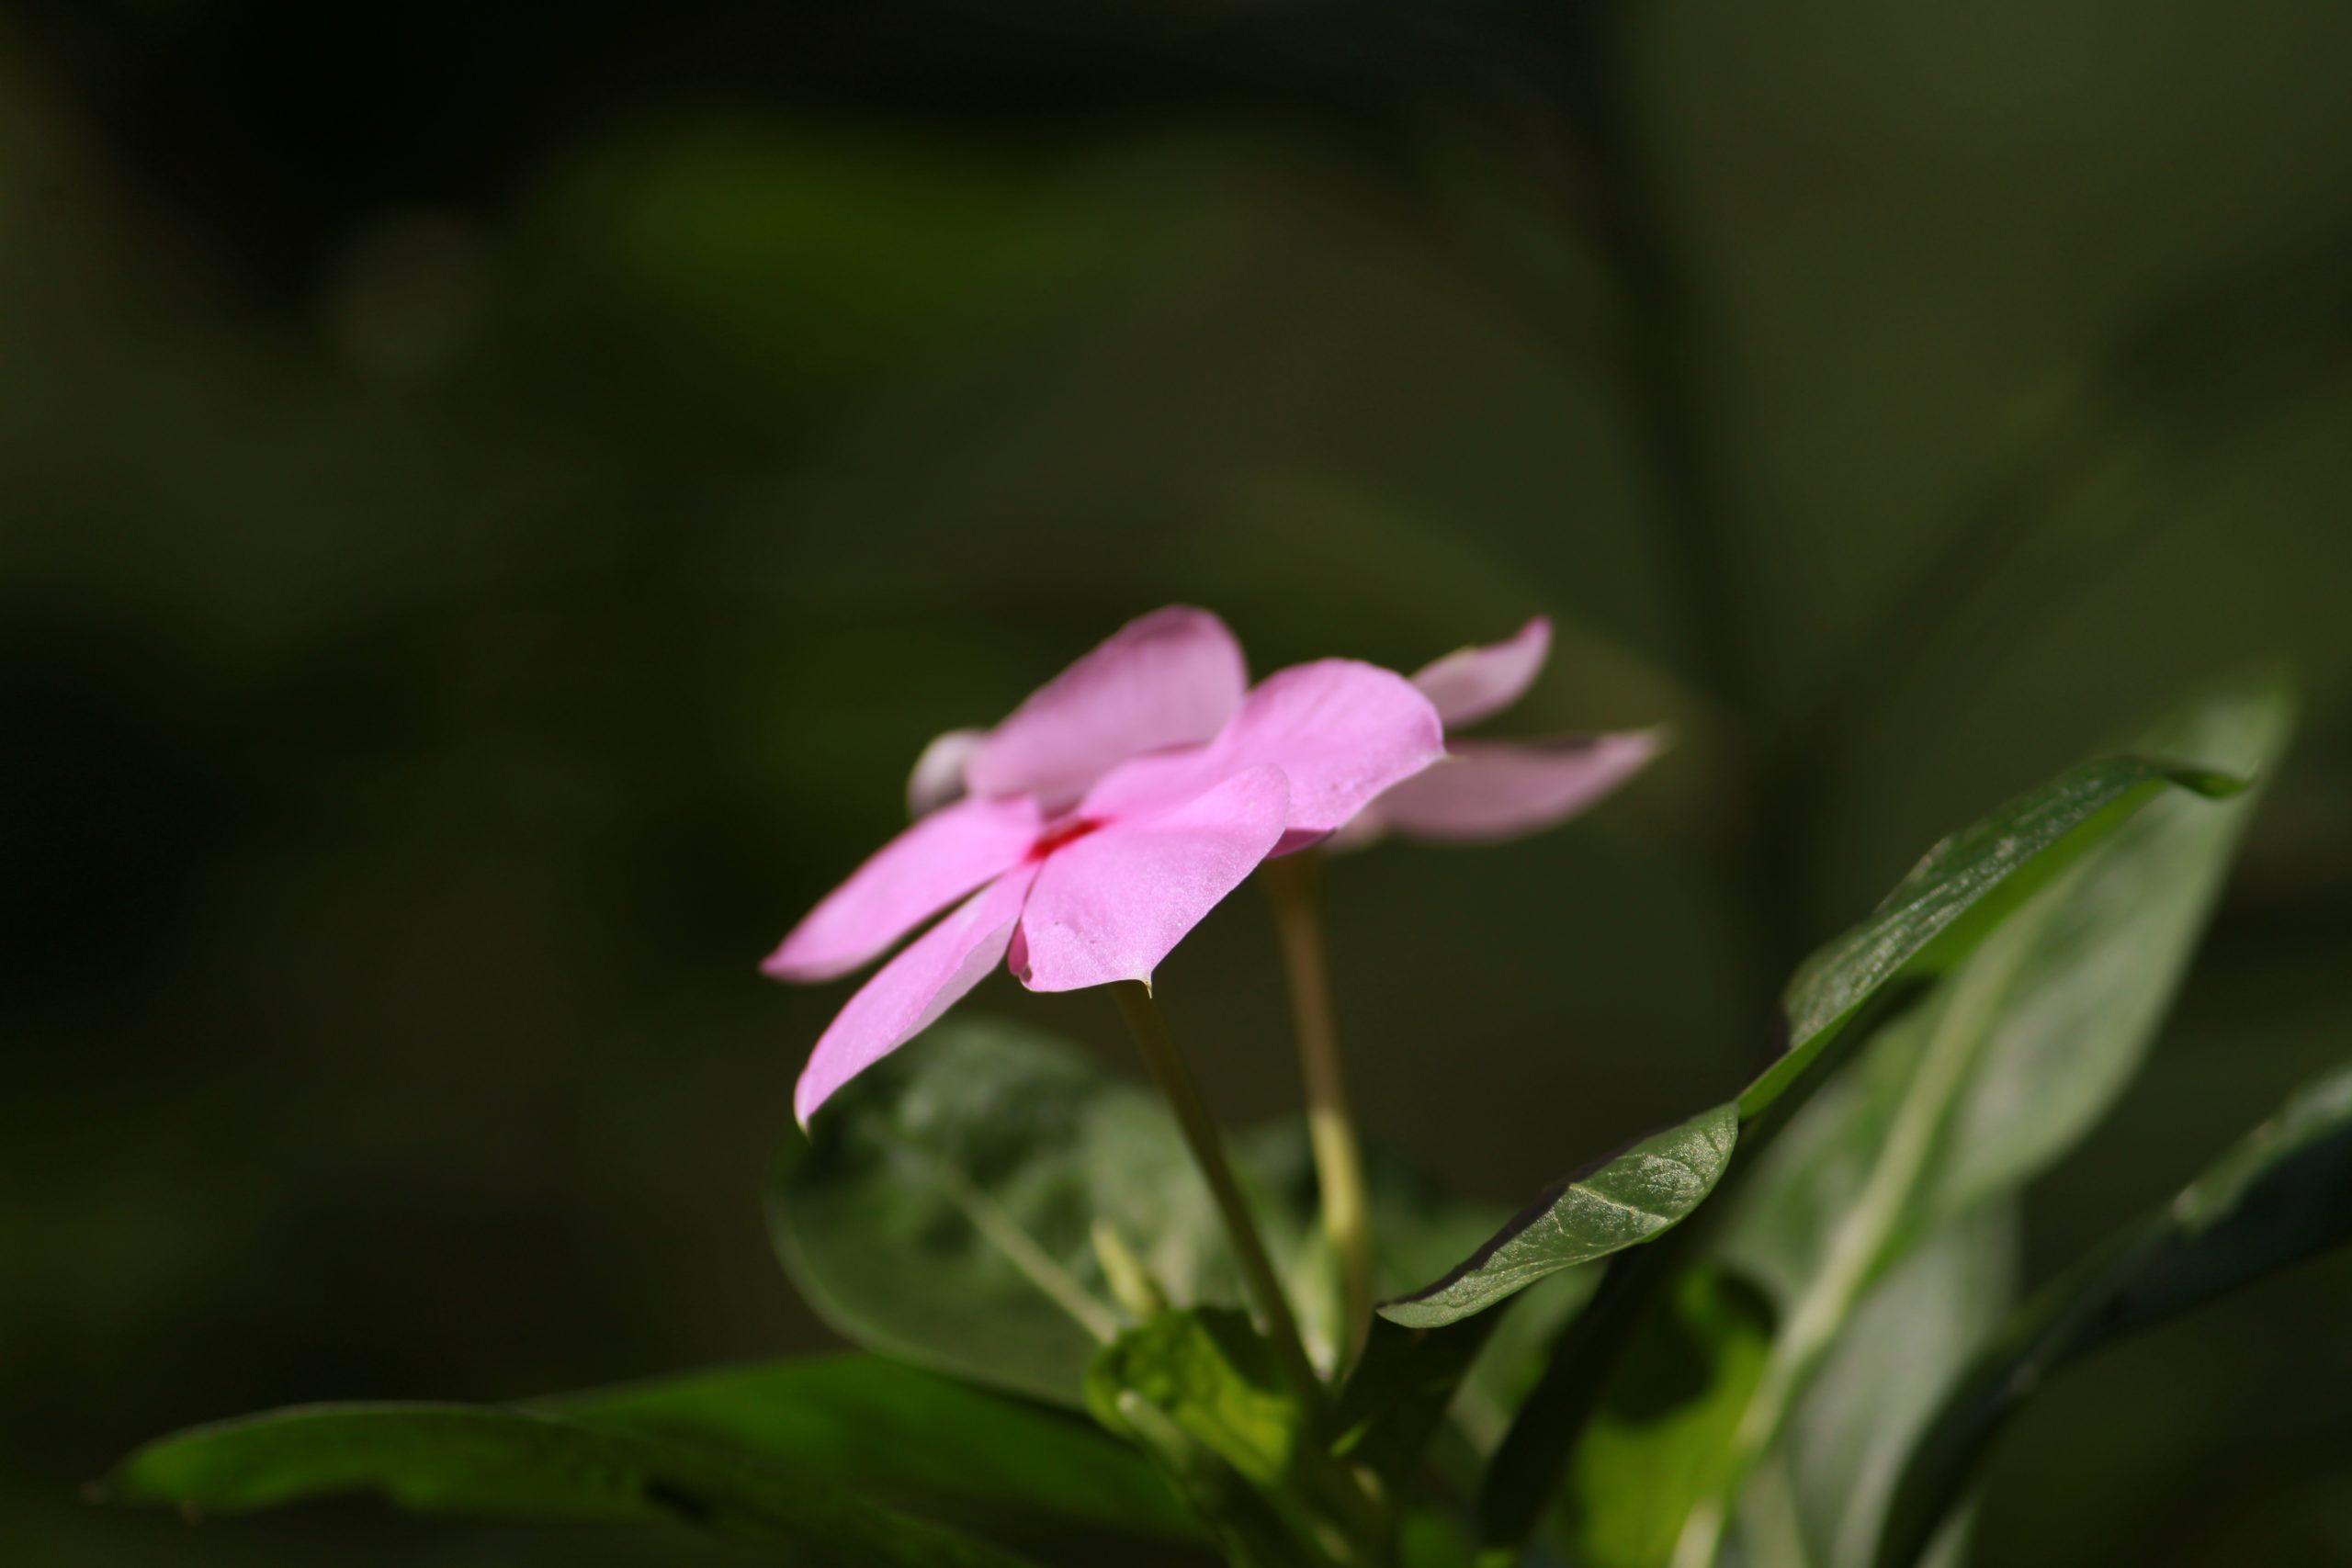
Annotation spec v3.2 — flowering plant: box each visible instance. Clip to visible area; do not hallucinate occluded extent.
[103,616,2342,1568]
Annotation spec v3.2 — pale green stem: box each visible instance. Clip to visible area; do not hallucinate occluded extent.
[1263,852,1374,1366]
[1113,981,1323,1405]
[1740,1455,1815,1568]
[1668,919,2038,1568]
[1091,1220,1171,1321]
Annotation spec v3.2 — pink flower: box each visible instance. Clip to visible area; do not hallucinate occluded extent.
[767,607,1443,1124]
[1343,617,1662,846]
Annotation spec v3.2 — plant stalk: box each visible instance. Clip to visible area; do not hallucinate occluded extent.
[1263,852,1375,1366]
[1114,981,1323,1405]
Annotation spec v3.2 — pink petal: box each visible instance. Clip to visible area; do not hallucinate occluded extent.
[1080,660,1444,842]
[905,728,985,818]
[965,606,1249,811]
[794,866,1040,1126]
[1411,617,1552,728]
[1013,765,1289,993]
[763,794,1043,983]
[1371,731,1662,843]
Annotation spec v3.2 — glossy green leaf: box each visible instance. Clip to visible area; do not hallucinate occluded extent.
[772,1018,1290,1405]
[1679,672,2290,1565]
[1234,1117,1509,1374]
[1875,1060,2352,1568]
[1557,1267,1774,1568]
[1747,751,2246,1121]
[1328,1197,1601,1497]
[1378,1103,1737,1329]
[1910,676,2292,1226]
[1396,728,2252,1340]
[99,1403,1041,1568]
[1722,669,2286,1346]
[1253,1112,1602,1478]
[539,1354,1194,1541]
[1477,674,2282,1549]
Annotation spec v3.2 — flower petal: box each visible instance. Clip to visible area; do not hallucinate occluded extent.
[965,606,1248,810]
[1013,765,1289,993]
[1370,731,1662,843]
[1080,660,1443,843]
[905,728,985,817]
[763,794,1043,983]
[794,866,1039,1126]
[1411,617,1552,729]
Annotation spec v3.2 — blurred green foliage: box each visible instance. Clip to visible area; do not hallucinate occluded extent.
[4,2,2351,1564]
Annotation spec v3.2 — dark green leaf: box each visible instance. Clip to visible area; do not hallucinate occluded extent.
[1394,732,2252,1338]
[1875,1060,2352,1568]
[1100,1388,1329,1568]
[1556,1267,1774,1568]
[1477,674,2281,1549]
[1398,1506,1480,1568]
[1331,1313,1504,1490]
[1667,672,2292,1565]
[540,1353,1194,1541]
[1736,671,2286,1314]
[1747,752,2246,1121]
[772,1019,1293,1405]
[99,1403,1042,1568]
[1378,1103,1737,1330]
[1326,1174,1600,1493]
[1248,1114,1602,1483]
[1909,675,2292,1227]
[773,1019,1514,1414]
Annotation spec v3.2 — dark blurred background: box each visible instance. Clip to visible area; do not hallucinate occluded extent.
[6,3,2351,1563]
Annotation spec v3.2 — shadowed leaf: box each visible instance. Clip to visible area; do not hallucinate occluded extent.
[1875,1060,2352,1568]
[99,1402,1043,1567]
[1380,1104,1736,1329]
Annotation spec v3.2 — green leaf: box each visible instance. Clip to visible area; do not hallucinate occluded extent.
[1721,668,2288,1344]
[1098,1389,1329,1568]
[1086,1307,1313,1495]
[1393,729,2253,1339]
[540,1354,1195,1541]
[1556,1267,1775,1568]
[1673,671,2292,1565]
[1325,1174,1602,1496]
[1910,675,2293,1227]
[1377,1103,1738,1330]
[1476,673,2284,1550]
[1747,751,2247,1122]
[772,1018,1289,1405]
[773,1017,1517,1415]
[1088,1307,1381,1565]
[99,1403,1043,1568]
[1875,1059,2352,1568]
[1332,1313,1505,1494]
[1399,1506,1482,1568]
[1761,1207,2013,1568]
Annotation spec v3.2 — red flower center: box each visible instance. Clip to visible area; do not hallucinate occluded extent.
[1027,816,1102,862]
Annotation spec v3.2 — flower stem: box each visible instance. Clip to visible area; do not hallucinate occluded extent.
[1113,981,1322,1404]
[1261,852,1374,1366]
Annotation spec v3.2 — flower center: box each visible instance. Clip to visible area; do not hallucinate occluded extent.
[1027,816,1103,861]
